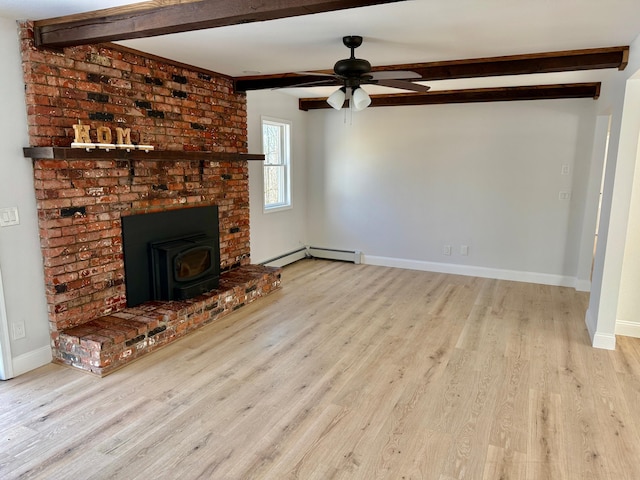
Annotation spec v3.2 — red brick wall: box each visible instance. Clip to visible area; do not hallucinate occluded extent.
[20,24,246,151]
[19,23,251,334]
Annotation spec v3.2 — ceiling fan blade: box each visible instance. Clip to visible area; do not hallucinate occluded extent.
[370,70,422,80]
[375,79,431,92]
[294,71,335,77]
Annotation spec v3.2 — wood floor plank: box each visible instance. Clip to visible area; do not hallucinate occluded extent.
[1,259,640,479]
[552,287,613,480]
[488,351,530,456]
[482,444,527,480]
[527,388,568,479]
[583,347,640,479]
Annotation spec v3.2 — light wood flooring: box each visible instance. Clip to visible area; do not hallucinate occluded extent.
[1,259,640,479]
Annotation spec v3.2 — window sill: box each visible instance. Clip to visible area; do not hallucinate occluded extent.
[263,204,292,214]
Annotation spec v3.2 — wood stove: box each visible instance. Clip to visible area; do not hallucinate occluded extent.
[150,233,219,301]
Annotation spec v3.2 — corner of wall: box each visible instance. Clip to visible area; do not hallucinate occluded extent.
[586,307,616,350]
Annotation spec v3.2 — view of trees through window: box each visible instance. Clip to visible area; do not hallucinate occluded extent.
[262,118,290,210]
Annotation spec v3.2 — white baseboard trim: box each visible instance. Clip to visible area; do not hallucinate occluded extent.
[585,308,616,350]
[266,250,587,291]
[363,255,580,288]
[615,320,640,339]
[591,331,617,350]
[12,345,52,377]
[574,279,592,293]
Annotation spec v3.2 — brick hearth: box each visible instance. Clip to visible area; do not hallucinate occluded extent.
[19,23,279,374]
[58,265,280,376]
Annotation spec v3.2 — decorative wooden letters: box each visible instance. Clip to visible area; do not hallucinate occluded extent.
[71,123,153,152]
[72,124,91,143]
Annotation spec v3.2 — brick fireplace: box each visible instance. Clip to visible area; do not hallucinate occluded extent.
[19,23,281,375]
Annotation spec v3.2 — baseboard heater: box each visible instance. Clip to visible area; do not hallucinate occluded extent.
[260,247,308,267]
[261,246,362,267]
[306,246,361,264]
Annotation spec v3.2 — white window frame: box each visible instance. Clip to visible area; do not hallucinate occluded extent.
[261,116,292,212]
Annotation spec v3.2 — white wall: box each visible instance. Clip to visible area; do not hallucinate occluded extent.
[0,16,51,378]
[247,90,309,264]
[597,33,640,340]
[617,123,640,336]
[586,33,640,348]
[305,100,597,287]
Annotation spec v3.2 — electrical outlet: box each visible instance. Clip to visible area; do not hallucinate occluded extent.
[561,164,570,175]
[11,322,26,340]
[443,245,452,256]
[559,191,571,200]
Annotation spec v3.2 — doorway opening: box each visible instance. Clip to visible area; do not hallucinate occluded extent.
[592,117,612,279]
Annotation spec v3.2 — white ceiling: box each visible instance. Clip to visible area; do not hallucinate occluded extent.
[2,0,640,98]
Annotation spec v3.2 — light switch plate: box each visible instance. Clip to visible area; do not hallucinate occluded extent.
[0,207,20,227]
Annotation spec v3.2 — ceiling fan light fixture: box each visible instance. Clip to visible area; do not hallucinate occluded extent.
[352,87,371,111]
[327,87,347,110]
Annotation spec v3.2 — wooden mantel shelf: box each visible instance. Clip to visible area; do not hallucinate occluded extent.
[23,147,265,162]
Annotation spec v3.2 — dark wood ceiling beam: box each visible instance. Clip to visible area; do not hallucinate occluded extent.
[34,0,408,48]
[298,83,601,110]
[381,47,629,79]
[234,46,628,91]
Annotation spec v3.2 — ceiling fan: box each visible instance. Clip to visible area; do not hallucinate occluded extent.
[289,35,431,111]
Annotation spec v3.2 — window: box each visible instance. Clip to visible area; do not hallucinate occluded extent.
[262,117,291,211]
